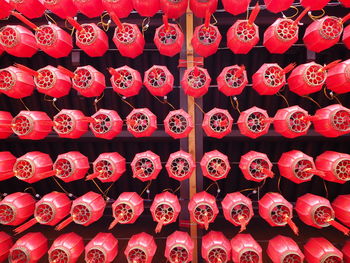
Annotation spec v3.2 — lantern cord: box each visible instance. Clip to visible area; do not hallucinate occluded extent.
[276,92,290,107]
[205,181,220,197]
[162,182,182,194]
[98,12,111,32]
[44,95,60,112]
[117,94,135,109]
[277,175,282,194]
[19,98,30,111]
[23,187,37,197]
[230,96,241,113]
[281,5,299,19]
[194,101,205,114]
[140,180,152,197]
[152,94,176,110]
[308,9,325,21]
[142,17,151,35]
[323,87,342,105]
[44,13,57,25]
[64,19,75,36]
[103,181,115,200]
[91,179,106,197]
[323,179,329,199]
[51,177,75,197]
[173,182,181,193]
[302,95,322,109]
[211,14,218,26]
[240,179,265,195]
[94,92,105,112]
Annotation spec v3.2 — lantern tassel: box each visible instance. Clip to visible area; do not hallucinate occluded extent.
[203,214,209,230]
[248,3,260,26]
[261,168,274,178]
[293,7,310,26]
[38,170,58,179]
[11,11,40,31]
[238,215,247,233]
[57,66,76,78]
[302,115,318,122]
[163,14,169,31]
[328,219,350,235]
[155,218,165,233]
[85,171,101,181]
[13,218,38,234]
[110,12,124,30]
[81,117,98,123]
[280,63,296,75]
[193,66,200,77]
[234,66,245,78]
[303,168,326,177]
[342,12,350,24]
[261,117,274,124]
[320,60,342,72]
[66,17,84,32]
[14,63,40,77]
[286,217,299,236]
[204,10,211,29]
[108,213,124,230]
[55,217,73,231]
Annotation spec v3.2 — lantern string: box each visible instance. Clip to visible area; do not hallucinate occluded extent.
[194,101,205,114]
[44,95,60,112]
[140,180,152,197]
[94,92,105,112]
[64,19,75,36]
[103,181,115,200]
[205,181,220,198]
[277,175,282,194]
[308,9,325,21]
[51,177,75,198]
[44,13,57,25]
[211,14,218,26]
[163,181,182,194]
[142,17,151,35]
[323,87,342,105]
[91,178,106,197]
[276,91,290,107]
[281,5,299,19]
[99,12,111,32]
[117,94,135,109]
[152,94,176,110]
[230,96,241,113]
[323,179,329,199]
[23,187,37,197]
[19,98,30,111]
[302,95,322,108]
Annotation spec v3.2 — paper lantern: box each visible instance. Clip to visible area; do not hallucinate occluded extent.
[201,231,231,263]
[189,0,217,18]
[0,151,16,181]
[264,0,294,13]
[150,191,181,233]
[200,150,231,181]
[165,231,194,263]
[160,0,187,19]
[0,112,13,139]
[131,151,162,182]
[85,233,118,263]
[267,235,304,263]
[126,108,157,138]
[109,66,142,97]
[326,59,350,94]
[102,0,132,18]
[202,108,233,139]
[9,0,45,18]
[133,0,160,17]
[48,233,84,263]
[343,241,350,262]
[231,234,262,263]
[72,0,103,18]
[222,0,250,15]
[0,232,12,262]
[144,65,174,96]
[166,150,195,181]
[124,233,157,263]
[217,65,248,96]
[300,0,330,11]
[89,109,123,140]
[332,194,350,227]
[164,109,194,139]
[42,0,77,19]
[0,66,35,98]
[315,151,350,183]
[188,191,218,230]
[239,151,274,182]
[304,238,343,263]
[181,66,211,98]
[0,0,12,19]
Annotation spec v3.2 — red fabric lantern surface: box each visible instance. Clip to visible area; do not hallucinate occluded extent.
[165,231,194,263]
[343,241,350,262]
[109,66,142,97]
[144,65,174,96]
[217,65,248,96]
[102,0,132,18]
[0,151,16,181]
[304,238,343,263]
[332,195,350,227]
[201,231,231,263]
[221,192,254,232]
[315,151,350,184]
[0,0,12,19]
[126,108,158,138]
[109,192,144,230]
[296,193,350,235]
[189,0,217,18]
[231,234,262,263]
[124,233,157,263]
[150,191,181,233]
[326,59,350,94]
[0,112,13,139]
[133,0,160,17]
[267,235,304,263]
[181,66,211,98]
[343,24,350,48]
[72,0,103,18]
[259,192,299,235]
[313,104,350,137]
[222,0,250,16]
[89,109,123,140]
[8,232,48,263]
[85,233,118,263]
[0,192,35,226]
[340,0,350,7]
[164,109,194,139]
[10,111,52,140]
[9,0,45,18]
[166,150,195,181]
[202,108,233,139]
[86,152,126,183]
[239,151,274,182]
[188,191,219,230]
[131,151,162,182]
[0,66,35,98]
[42,0,77,19]
[300,0,330,10]
[200,150,231,181]
[0,232,12,262]
[53,151,90,183]
[48,233,84,263]
[160,0,188,19]
[237,106,272,139]
[264,0,294,13]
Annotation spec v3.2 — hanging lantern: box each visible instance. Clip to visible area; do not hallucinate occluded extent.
[9,0,45,18]
[0,151,16,181]
[131,151,162,182]
[267,235,304,263]
[124,233,157,263]
[164,109,194,139]
[304,238,343,262]
[143,65,174,96]
[160,0,187,19]
[202,108,233,139]
[0,0,12,19]
[48,233,84,263]
[332,195,350,227]
[102,0,132,18]
[85,233,118,263]
[150,192,181,233]
[188,191,218,230]
[181,66,211,98]
[0,66,35,98]
[217,65,248,96]
[231,234,262,263]
[72,0,103,18]
[90,109,123,140]
[126,108,158,138]
[239,151,274,182]
[273,106,311,138]
[189,0,217,18]
[295,193,350,235]
[326,59,350,94]
[54,151,90,183]
[109,192,144,229]
[0,112,13,139]
[227,3,260,54]
[133,0,160,17]
[42,0,77,19]
[0,232,12,262]
[237,106,272,139]
[343,241,350,263]
[259,192,299,235]
[300,0,331,10]
[0,192,36,226]
[340,0,350,7]
[222,0,250,16]
[86,152,126,182]
[166,150,195,181]
[8,232,47,263]
[201,231,231,263]
[200,150,231,181]
[221,192,254,232]
[264,0,294,13]
[343,24,350,48]
[165,231,194,263]
[109,66,142,97]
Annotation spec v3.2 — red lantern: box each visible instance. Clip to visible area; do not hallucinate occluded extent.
[217,65,248,96]
[267,235,304,263]
[200,150,231,181]
[54,151,90,183]
[133,0,159,17]
[343,241,350,262]
[189,0,217,18]
[72,0,103,18]
[222,0,250,16]
[126,108,158,138]
[273,106,311,138]
[227,3,260,54]
[48,233,84,263]
[201,231,231,263]
[300,0,330,10]
[150,191,181,233]
[166,150,195,181]
[0,112,13,139]
[315,151,350,183]
[160,0,187,19]
[102,0,132,18]
[42,0,77,19]
[0,151,16,181]
[332,195,350,227]
[165,231,194,263]
[8,232,47,263]
[326,59,350,94]
[89,109,123,140]
[304,238,343,263]
[131,151,162,182]
[9,0,45,18]
[0,192,36,226]
[109,66,142,97]
[296,193,350,235]
[343,24,350,48]
[0,232,12,262]
[0,0,12,19]
[239,151,274,182]
[85,233,118,263]
[125,233,157,263]
[0,66,35,98]
[340,0,350,7]
[202,108,233,139]
[181,66,211,98]
[237,106,272,139]
[231,234,262,263]
[188,191,218,230]
[86,152,126,182]
[164,109,194,139]
[144,65,174,96]
[221,192,254,232]
[259,192,299,235]
[264,0,294,13]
